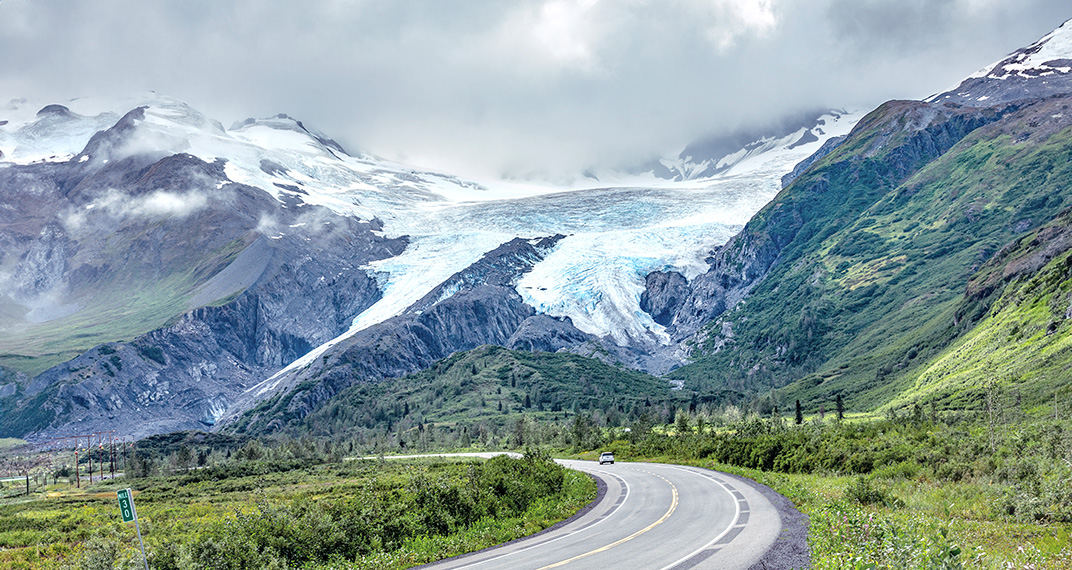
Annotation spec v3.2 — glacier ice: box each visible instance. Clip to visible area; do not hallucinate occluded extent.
[2,94,864,377]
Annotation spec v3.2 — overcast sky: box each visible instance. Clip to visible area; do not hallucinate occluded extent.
[1,0,1069,180]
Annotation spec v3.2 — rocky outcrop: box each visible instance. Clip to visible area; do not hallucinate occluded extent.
[340,285,540,380]
[640,270,690,327]
[507,314,592,352]
[409,235,564,312]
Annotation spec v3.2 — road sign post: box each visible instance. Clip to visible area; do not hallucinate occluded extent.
[117,488,149,570]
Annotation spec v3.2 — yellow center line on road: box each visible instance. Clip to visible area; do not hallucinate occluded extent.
[535,470,679,570]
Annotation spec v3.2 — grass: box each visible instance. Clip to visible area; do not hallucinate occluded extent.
[608,452,1072,569]
[0,439,26,450]
[794,472,1071,569]
[0,453,595,570]
[602,410,1072,569]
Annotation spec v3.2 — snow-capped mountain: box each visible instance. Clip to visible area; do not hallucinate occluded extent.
[928,18,1072,106]
[0,93,862,439]
[241,107,862,389]
[636,111,855,183]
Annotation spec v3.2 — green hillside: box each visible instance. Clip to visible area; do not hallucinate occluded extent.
[231,345,692,439]
[884,209,1072,414]
[671,96,1072,414]
[0,233,247,377]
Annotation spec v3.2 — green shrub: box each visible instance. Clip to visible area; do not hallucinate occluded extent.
[871,460,920,480]
[810,503,964,570]
[181,453,571,568]
[845,476,902,508]
[175,534,288,570]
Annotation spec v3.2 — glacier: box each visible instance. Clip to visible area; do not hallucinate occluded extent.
[1,94,864,381]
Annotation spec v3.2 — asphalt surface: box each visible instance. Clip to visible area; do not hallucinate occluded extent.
[416,459,808,570]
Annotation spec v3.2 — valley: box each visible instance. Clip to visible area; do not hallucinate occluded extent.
[2,8,1072,570]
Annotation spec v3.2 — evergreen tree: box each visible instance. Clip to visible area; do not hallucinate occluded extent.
[836,395,845,421]
[795,400,803,425]
[675,410,690,435]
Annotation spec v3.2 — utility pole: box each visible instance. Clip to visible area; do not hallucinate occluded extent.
[87,431,115,481]
[64,433,110,487]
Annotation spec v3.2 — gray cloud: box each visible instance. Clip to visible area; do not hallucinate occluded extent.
[0,0,1069,180]
[62,188,211,233]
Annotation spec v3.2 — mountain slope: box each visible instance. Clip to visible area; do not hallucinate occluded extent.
[632,110,854,182]
[929,18,1072,107]
[659,19,1072,413]
[227,344,683,438]
[0,149,246,376]
[0,99,433,438]
[217,235,611,431]
[649,99,1014,347]
[883,209,1072,414]
[774,97,1072,410]
[0,167,406,437]
[0,98,430,378]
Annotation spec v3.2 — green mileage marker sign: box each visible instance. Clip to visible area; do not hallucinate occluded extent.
[117,488,149,570]
[117,488,136,522]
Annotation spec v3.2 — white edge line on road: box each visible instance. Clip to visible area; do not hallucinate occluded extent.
[532,468,679,570]
[653,465,742,570]
[443,466,630,570]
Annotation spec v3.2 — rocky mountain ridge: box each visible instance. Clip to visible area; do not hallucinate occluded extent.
[929,18,1072,106]
[636,111,852,182]
[0,144,407,437]
[1,92,854,440]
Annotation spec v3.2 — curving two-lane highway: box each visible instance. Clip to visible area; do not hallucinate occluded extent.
[420,460,803,570]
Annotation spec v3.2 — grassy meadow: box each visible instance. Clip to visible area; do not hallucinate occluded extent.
[601,409,1072,569]
[0,452,595,570]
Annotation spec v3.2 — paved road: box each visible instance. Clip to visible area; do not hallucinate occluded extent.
[419,459,790,570]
